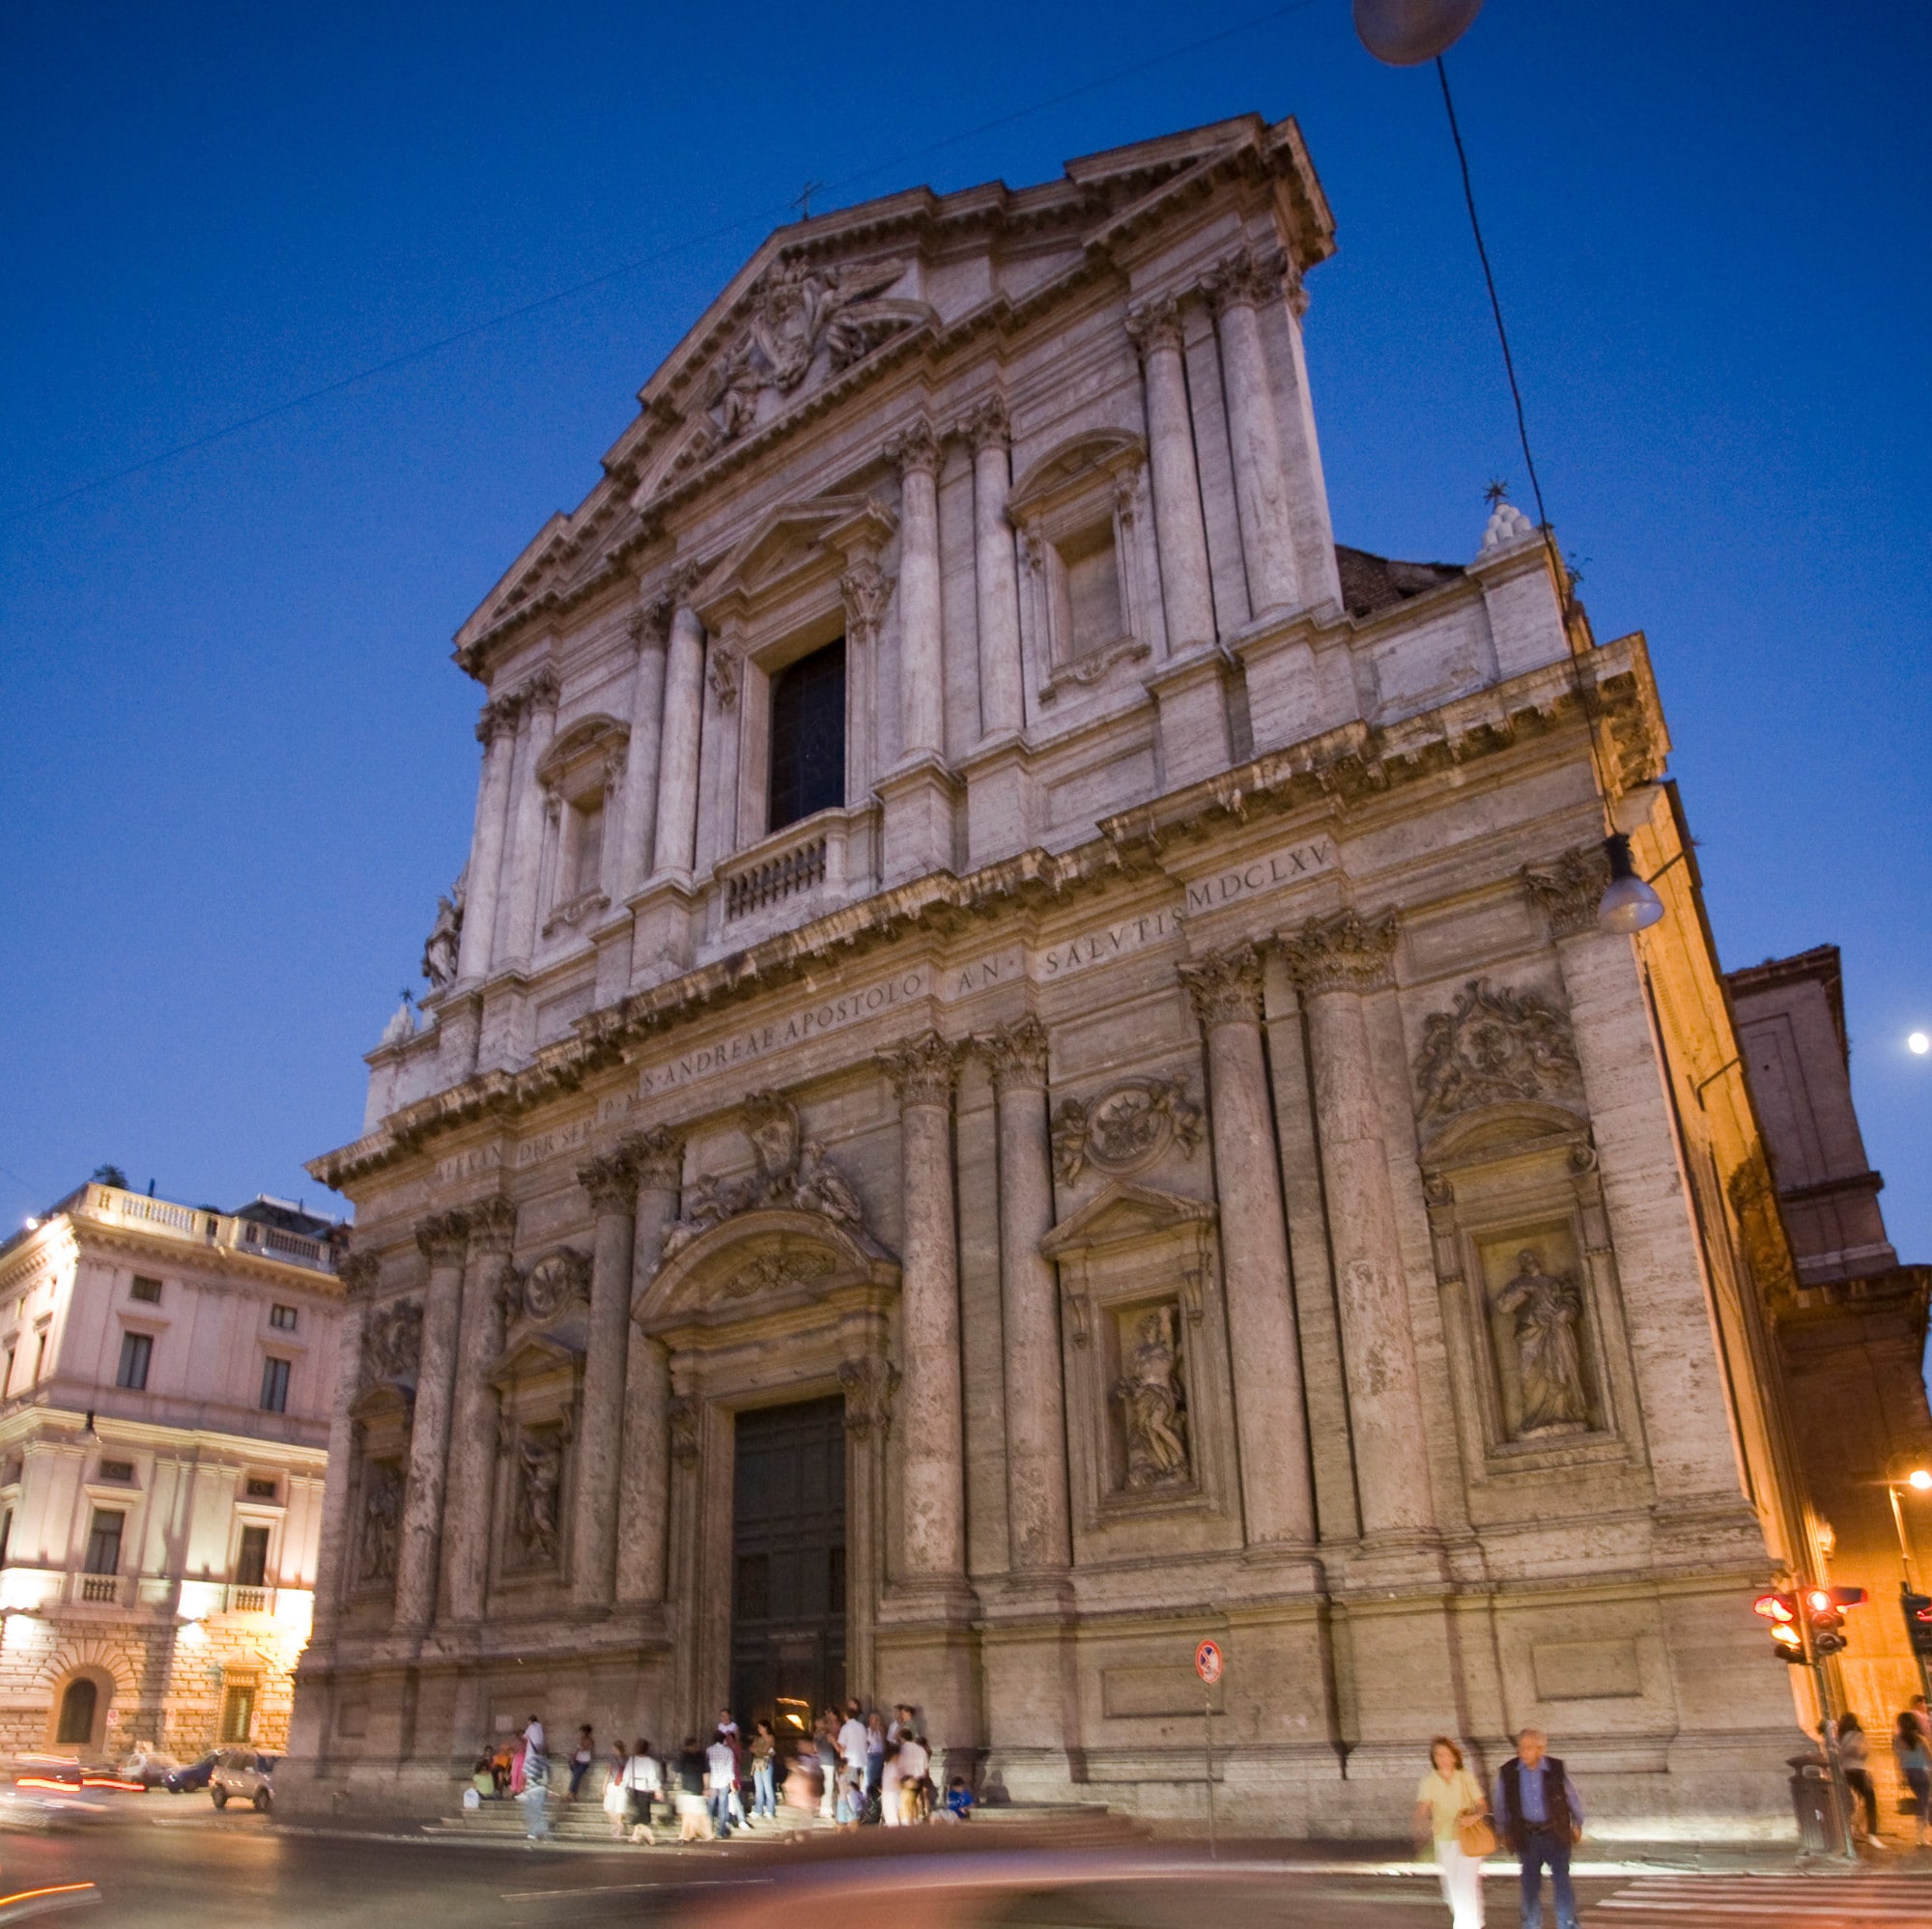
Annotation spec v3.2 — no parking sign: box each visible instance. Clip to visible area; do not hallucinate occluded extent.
[1195,1638,1223,1685]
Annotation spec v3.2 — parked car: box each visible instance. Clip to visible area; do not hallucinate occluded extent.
[164,1751,220,1794]
[208,1749,275,1812]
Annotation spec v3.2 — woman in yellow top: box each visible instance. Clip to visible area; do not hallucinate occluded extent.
[1414,1736,1489,1929]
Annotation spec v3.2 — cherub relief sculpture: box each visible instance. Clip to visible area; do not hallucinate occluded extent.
[1413,979,1580,1125]
[660,1092,867,1259]
[357,1461,403,1582]
[1493,1248,1590,1436]
[1113,1305,1190,1489]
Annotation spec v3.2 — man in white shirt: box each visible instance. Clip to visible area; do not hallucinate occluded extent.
[705,1730,737,1837]
[838,1703,870,1779]
[622,1743,661,1845]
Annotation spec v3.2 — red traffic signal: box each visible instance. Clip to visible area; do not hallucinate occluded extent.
[1753,1592,1805,1662]
[1902,1589,1932,1659]
[1804,1585,1864,1657]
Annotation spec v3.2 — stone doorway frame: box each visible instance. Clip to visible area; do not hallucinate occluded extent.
[635,1207,898,1741]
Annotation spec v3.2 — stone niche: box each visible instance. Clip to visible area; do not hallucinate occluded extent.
[1041,1181,1236,1543]
[1420,1102,1641,1476]
[487,1246,591,1591]
[345,1293,421,1607]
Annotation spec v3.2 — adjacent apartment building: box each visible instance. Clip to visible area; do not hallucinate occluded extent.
[0,1179,346,1760]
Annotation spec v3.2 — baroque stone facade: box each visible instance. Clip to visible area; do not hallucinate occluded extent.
[287,117,1828,1836]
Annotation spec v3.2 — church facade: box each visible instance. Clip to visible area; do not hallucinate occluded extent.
[285,116,1819,1835]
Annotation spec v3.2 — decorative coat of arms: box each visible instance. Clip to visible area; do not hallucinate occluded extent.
[1051,1078,1203,1186]
[358,1298,423,1390]
[1413,978,1581,1125]
[702,258,920,440]
[508,1248,593,1323]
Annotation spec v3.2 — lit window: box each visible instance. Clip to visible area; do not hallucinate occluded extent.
[269,1304,297,1332]
[768,638,846,833]
[130,1276,162,1304]
[260,1356,291,1414]
[116,1331,152,1391]
[219,1684,256,1744]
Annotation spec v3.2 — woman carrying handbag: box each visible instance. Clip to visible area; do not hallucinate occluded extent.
[1415,1736,1491,1929]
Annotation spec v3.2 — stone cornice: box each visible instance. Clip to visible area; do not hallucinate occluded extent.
[310,636,1664,1193]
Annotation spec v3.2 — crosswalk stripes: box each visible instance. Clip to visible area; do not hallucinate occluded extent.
[1582,1871,1932,1926]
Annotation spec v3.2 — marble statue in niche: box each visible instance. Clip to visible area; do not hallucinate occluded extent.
[514,1433,565,1563]
[357,1461,402,1582]
[1113,1304,1190,1489]
[1493,1248,1589,1436]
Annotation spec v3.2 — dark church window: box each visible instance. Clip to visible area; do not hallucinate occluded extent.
[56,1678,97,1745]
[767,638,846,833]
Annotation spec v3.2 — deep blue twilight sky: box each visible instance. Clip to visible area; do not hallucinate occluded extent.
[2,2,1927,1259]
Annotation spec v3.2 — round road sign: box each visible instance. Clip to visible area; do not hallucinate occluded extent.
[1195,1638,1223,1685]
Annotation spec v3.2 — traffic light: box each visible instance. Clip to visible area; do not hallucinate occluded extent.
[1903,1588,1932,1659]
[1802,1585,1866,1657]
[1753,1591,1805,1663]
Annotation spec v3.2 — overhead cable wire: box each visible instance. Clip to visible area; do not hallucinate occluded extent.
[8,0,1317,524]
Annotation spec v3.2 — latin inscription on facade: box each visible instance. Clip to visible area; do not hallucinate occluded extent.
[1179,837,1334,915]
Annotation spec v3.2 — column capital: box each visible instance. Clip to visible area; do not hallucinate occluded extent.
[957,393,1009,453]
[1179,942,1265,1028]
[979,1014,1049,1092]
[467,1194,519,1257]
[630,599,673,652]
[624,1124,687,1193]
[839,1354,900,1438]
[1522,844,1611,941]
[516,667,560,715]
[1280,907,1399,997]
[337,1251,383,1300]
[475,690,525,746]
[878,1030,964,1106]
[838,556,895,646]
[1203,244,1293,317]
[886,416,941,478]
[578,1148,641,1215]
[413,1208,469,1266]
[1125,295,1186,356]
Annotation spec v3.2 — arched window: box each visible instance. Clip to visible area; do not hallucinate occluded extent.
[55,1678,97,1746]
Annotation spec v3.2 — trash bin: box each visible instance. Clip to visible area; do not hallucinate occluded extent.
[1786,1756,1843,1856]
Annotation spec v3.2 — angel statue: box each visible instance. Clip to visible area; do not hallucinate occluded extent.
[420,873,465,991]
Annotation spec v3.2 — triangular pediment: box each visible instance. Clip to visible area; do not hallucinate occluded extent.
[1040,1179,1216,1261]
[488,1328,584,1389]
[696,495,895,618]
[453,114,1334,676]
[348,1378,414,1426]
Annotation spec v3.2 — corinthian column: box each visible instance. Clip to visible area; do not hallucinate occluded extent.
[571,1147,639,1610]
[616,1126,684,1607]
[1177,944,1316,1547]
[878,1032,968,1586]
[1207,249,1300,618]
[457,693,523,982]
[652,590,706,878]
[1127,298,1216,655]
[311,1251,379,1644]
[981,1016,1071,1574]
[888,420,945,762]
[499,670,559,964]
[439,1197,518,1624]
[395,1211,468,1630]
[1281,909,1433,1537]
[963,398,1024,739]
[611,601,668,897]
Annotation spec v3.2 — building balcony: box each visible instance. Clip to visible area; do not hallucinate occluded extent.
[0,1566,313,1629]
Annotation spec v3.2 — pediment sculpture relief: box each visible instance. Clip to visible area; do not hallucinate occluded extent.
[661,1091,867,1260]
[1413,978,1581,1126]
[1051,1077,1203,1186]
[359,1298,423,1390]
[702,257,919,440]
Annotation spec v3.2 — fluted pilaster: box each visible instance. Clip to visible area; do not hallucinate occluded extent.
[571,1147,640,1609]
[394,1210,468,1629]
[616,1125,685,1606]
[439,1197,518,1623]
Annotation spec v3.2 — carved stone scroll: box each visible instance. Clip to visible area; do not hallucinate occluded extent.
[1051,1078,1203,1185]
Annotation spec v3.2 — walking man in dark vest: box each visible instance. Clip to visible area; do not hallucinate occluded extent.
[1492,1727,1584,1929]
